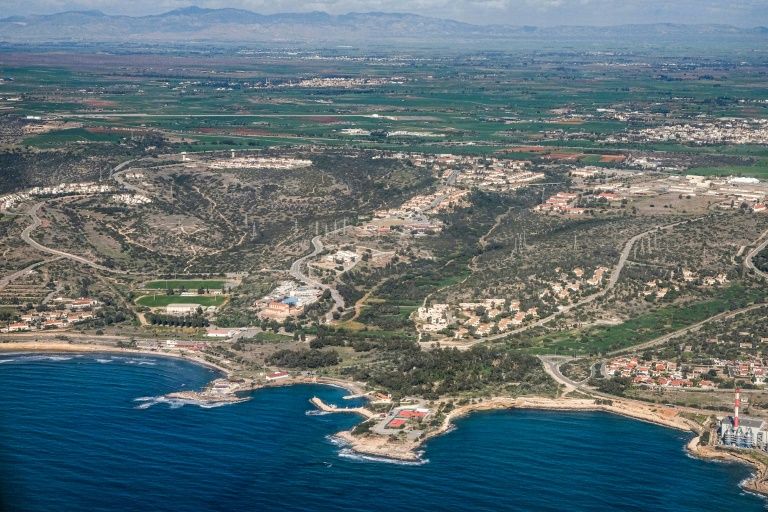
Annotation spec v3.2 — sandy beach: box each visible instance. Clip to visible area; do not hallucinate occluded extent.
[0,341,232,376]
[0,340,366,398]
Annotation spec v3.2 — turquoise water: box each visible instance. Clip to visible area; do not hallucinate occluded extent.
[0,353,764,511]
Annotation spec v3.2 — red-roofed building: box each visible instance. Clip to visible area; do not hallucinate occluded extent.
[597,192,623,202]
[70,297,100,310]
[398,409,428,420]
[3,322,29,333]
[387,418,407,429]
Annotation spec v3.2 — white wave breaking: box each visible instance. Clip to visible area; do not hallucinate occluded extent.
[306,410,332,416]
[123,358,156,365]
[133,395,238,410]
[327,435,428,466]
[337,448,429,466]
[7,354,78,363]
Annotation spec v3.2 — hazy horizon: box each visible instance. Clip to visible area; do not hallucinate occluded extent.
[1,0,767,28]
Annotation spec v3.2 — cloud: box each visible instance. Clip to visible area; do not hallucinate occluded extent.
[2,0,766,26]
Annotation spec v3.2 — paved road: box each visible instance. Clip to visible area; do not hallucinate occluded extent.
[538,355,579,392]
[21,202,130,275]
[289,230,346,322]
[4,158,146,277]
[109,158,137,180]
[73,113,384,119]
[0,331,143,344]
[744,227,768,281]
[433,216,706,349]
[0,256,63,292]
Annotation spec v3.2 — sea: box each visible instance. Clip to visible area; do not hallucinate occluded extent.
[0,353,765,512]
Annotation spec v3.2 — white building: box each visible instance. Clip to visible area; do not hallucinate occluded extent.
[166,303,201,315]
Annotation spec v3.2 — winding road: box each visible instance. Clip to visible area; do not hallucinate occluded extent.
[538,355,579,392]
[744,227,768,281]
[21,202,130,275]
[0,158,147,278]
[0,256,63,292]
[289,230,346,322]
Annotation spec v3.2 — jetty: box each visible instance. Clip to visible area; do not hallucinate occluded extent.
[310,396,376,419]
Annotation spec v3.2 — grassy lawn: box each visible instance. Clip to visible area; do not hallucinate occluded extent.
[143,280,227,290]
[136,295,226,308]
[522,285,768,356]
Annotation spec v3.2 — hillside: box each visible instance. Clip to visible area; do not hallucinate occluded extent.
[0,8,765,46]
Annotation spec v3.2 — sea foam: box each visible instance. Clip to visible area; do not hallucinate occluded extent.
[337,448,429,466]
[133,395,238,410]
[11,355,77,362]
[306,410,331,416]
[326,435,428,465]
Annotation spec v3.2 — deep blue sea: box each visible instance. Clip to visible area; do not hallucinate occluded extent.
[0,353,765,512]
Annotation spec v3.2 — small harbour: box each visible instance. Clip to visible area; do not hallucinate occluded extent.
[0,354,764,512]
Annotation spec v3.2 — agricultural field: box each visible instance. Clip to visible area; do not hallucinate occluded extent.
[2,42,768,404]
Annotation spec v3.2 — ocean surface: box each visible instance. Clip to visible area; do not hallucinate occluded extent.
[0,353,765,512]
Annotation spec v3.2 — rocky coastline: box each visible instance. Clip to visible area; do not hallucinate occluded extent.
[4,341,768,498]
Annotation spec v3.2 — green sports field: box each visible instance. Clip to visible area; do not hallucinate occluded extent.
[143,280,227,290]
[135,295,226,308]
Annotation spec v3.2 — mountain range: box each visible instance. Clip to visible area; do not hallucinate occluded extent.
[0,7,766,46]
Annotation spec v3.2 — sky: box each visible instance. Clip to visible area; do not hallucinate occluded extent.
[1,0,767,27]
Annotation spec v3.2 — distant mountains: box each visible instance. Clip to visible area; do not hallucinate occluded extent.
[0,7,765,46]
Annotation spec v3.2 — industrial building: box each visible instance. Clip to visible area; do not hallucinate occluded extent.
[719,389,768,450]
